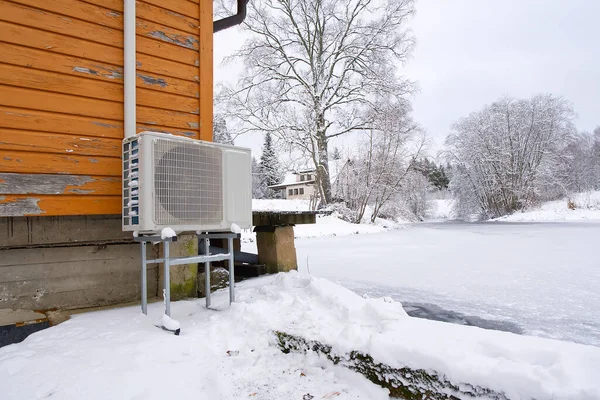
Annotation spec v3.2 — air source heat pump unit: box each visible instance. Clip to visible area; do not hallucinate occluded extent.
[122,131,252,234]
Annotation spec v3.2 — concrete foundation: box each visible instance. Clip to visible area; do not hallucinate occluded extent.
[0,215,159,312]
[256,225,298,274]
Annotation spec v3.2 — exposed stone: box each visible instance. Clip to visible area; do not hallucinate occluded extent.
[275,331,509,400]
[197,267,230,298]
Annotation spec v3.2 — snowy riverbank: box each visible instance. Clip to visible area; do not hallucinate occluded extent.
[493,191,600,222]
[1,272,599,400]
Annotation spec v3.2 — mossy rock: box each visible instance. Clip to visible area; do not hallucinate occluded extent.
[275,331,511,400]
[197,267,230,297]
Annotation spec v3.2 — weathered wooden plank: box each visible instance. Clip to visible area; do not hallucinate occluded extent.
[0,85,122,122]
[0,106,199,139]
[0,151,120,176]
[139,0,199,20]
[82,0,199,34]
[0,195,120,216]
[0,42,199,98]
[0,1,199,65]
[0,173,121,196]
[198,0,213,141]
[1,106,123,138]
[0,64,199,113]
[0,87,200,131]
[0,21,199,82]
[0,129,121,157]
[0,214,128,248]
[12,0,201,51]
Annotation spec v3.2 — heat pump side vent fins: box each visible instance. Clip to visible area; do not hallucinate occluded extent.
[122,138,140,229]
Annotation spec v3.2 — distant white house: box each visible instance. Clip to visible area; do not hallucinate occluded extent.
[269,170,317,200]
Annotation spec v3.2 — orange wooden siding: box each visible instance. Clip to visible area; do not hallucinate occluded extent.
[0,0,213,217]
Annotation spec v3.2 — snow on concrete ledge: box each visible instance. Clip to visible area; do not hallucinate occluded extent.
[1,272,599,399]
[252,199,312,212]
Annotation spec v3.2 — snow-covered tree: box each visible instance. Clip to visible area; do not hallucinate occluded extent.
[445,94,576,219]
[220,0,416,205]
[560,131,597,193]
[333,98,426,222]
[593,127,600,189]
[252,157,269,199]
[259,132,283,197]
[213,116,234,145]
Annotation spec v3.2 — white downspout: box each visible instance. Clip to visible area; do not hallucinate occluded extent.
[124,0,136,139]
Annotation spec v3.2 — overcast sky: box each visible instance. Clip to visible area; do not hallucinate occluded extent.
[214,0,600,158]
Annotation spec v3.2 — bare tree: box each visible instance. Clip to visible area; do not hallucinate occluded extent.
[593,127,600,189]
[220,0,416,204]
[445,94,576,219]
[560,131,597,193]
[333,99,426,222]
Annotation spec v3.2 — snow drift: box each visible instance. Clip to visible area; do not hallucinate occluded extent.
[1,273,599,399]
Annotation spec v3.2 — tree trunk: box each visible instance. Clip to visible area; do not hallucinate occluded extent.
[316,113,332,204]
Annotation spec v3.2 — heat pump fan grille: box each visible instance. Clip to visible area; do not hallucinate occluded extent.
[153,139,223,225]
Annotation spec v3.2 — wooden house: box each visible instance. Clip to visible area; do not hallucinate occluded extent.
[0,0,234,314]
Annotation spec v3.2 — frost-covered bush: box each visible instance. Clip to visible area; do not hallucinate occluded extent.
[324,202,356,223]
[445,94,576,219]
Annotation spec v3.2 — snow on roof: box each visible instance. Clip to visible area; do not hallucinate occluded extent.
[280,173,298,185]
[269,172,316,189]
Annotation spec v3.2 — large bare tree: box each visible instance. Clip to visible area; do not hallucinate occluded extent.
[445,94,576,219]
[220,0,416,204]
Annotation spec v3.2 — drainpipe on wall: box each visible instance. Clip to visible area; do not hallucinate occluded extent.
[124,0,136,139]
[214,0,250,33]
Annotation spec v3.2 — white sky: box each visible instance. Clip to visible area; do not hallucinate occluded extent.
[214,0,600,158]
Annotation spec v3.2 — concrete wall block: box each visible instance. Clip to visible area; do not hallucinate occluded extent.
[256,226,298,274]
[0,215,129,248]
[0,243,158,311]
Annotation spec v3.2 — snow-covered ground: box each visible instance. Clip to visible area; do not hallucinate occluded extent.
[2,273,600,400]
[494,191,600,222]
[246,199,403,242]
[288,221,600,348]
[427,198,455,220]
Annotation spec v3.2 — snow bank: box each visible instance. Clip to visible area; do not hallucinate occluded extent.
[241,214,400,249]
[293,215,394,238]
[241,201,403,247]
[1,273,599,399]
[494,191,600,222]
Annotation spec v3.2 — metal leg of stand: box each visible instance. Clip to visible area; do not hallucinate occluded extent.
[204,238,211,308]
[228,237,235,304]
[141,241,147,315]
[164,240,171,316]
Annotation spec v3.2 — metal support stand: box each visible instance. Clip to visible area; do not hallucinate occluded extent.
[197,232,238,308]
[135,232,240,323]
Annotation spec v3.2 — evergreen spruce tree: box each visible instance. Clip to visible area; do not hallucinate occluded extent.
[251,157,269,199]
[213,116,234,145]
[259,132,283,197]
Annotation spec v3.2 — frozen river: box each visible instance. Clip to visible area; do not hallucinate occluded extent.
[295,221,600,347]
